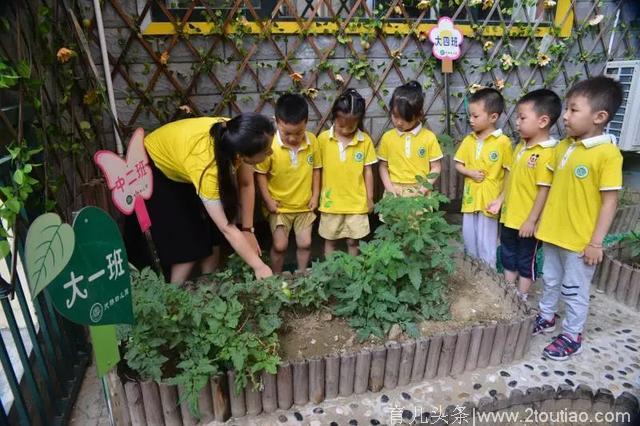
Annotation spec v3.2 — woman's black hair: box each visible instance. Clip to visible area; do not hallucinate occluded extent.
[389,81,424,122]
[330,88,366,131]
[205,113,274,220]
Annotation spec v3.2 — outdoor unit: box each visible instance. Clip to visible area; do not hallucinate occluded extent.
[604,60,640,152]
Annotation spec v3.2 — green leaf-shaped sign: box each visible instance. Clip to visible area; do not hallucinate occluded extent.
[25,213,75,298]
[46,207,134,325]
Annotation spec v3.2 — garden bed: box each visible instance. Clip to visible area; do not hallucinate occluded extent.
[593,243,640,311]
[118,256,536,425]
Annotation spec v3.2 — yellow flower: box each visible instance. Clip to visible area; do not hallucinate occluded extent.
[494,79,505,90]
[335,74,345,84]
[361,40,371,50]
[56,47,74,63]
[159,51,170,65]
[483,41,494,51]
[469,0,482,6]
[500,53,514,70]
[588,14,604,26]
[416,0,432,10]
[179,105,193,114]
[393,5,403,15]
[290,72,303,82]
[537,52,551,67]
[469,83,484,94]
[418,31,428,42]
[391,50,402,60]
[482,0,494,10]
[543,0,556,8]
[83,90,99,106]
[305,88,319,99]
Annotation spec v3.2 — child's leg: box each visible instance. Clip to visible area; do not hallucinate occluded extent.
[270,225,290,273]
[516,237,541,297]
[538,243,564,321]
[170,261,197,283]
[559,250,596,340]
[346,238,359,256]
[462,213,479,258]
[477,215,498,268]
[200,246,221,274]
[500,226,519,283]
[294,225,313,271]
[324,239,337,257]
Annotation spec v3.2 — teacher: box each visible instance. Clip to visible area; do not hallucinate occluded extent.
[143,113,274,282]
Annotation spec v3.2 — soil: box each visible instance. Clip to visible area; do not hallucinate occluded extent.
[278,258,521,361]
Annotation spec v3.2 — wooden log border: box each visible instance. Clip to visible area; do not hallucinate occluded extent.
[594,245,640,312]
[118,256,542,423]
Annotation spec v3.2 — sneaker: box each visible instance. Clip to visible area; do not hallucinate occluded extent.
[543,333,582,361]
[532,313,558,335]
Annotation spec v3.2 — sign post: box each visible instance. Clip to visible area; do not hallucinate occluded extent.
[429,17,464,136]
[94,128,161,273]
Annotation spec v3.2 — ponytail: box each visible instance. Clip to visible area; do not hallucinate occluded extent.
[206,113,275,221]
[331,88,366,131]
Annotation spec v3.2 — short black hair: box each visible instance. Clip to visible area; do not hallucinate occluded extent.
[566,75,623,123]
[517,89,562,127]
[275,93,309,124]
[469,88,504,115]
[389,81,424,121]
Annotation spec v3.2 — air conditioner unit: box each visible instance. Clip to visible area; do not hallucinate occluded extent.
[604,60,640,152]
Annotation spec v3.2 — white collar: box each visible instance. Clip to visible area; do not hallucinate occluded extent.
[276,131,310,149]
[396,123,423,137]
[475,128,503,140]
[523,138,558,149]
[329,126,364,143]
[578,133,616,148]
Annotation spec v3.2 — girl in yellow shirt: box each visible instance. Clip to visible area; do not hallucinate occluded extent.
[143,113,274,282]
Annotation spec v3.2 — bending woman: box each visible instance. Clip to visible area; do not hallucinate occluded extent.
[144,113,274,282]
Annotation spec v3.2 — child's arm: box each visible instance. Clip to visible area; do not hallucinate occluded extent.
[519,186,550,238]
[255,172,278,214]
[428,159,442,185]
[378,161,397,194]
[238,162,261,255]
[309,168,321,210]
[364,165,374,212]
[487,169,509,215]
[583,190,618,265]
[454,162,485,182]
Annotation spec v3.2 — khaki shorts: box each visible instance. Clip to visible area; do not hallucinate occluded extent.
[268,211,316,235]
[318,213,370,240]
[391,182,423,197]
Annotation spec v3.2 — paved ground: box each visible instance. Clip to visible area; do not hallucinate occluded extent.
[69,281,640,425]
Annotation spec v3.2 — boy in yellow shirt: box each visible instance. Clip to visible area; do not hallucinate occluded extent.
[533,76,624,361]
[500,89,562,301]
[255,94,321,272]
[378,81,443,195]
[454,88,513,268]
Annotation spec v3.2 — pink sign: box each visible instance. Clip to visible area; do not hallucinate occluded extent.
[94,128,153,216]
[429,17,463,61]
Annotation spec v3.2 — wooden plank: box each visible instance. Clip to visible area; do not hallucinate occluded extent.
[354,350,371,394]
[308,357,325,404]
[615,263,633,303]
[177,385,197,426]
[465,327,483,372]
[477,324,496,368]
[597,255,612,292]
[277,363,293,409]
[245,383,262,416]
[369,347,387,392]
[227,371,246,419]
[411,338,430,382]
[437,333,457,378]
[398,341,415,386]
[627,269,640,309]
[211,374,229,422]
[605,259,622,296]
[501,321,522,364]
[261,372,278,414]
[489,323,508,367]
[140,381,164,426]
[158,383,181,426]
[325,354,340,399]
[292,360,309,406]
[450,329,470,375]
[124,382,147,426]
[107,370,131,426]
[339,353,356,396]
[383,342,402,389]
[424,334,443,379]
[514,316,534,361]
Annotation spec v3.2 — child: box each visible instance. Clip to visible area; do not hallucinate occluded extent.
[378,81,443,196]
[255,94,321,273]
[533,76,623,360]
[317,89,377,256]
[500,89,562,300]
[454,88,513,268]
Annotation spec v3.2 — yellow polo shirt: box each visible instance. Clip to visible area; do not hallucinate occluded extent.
[501,139,557,230]
[377,124,444,184]
[454,129,513,218]
[255,131,320,213]
[144,117,228,200]
[535,134,623,252]
[317,127,377,214]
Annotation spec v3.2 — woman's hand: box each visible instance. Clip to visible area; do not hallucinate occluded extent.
[254,263,273,279]
[243,230,262,256]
